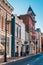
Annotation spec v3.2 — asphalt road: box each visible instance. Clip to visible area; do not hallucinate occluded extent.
[5,53,43,65]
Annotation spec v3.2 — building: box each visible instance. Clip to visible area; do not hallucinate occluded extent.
[41,33,43,52]
[11,15,25,57]
[35,28,42,53]
[0,0,13,57]
[18,6,36,54]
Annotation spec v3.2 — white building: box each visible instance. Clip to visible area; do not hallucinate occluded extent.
[35,28,41,53]
[12,15,25,56]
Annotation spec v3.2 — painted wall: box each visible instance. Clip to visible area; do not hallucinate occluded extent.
[14,15,25,56]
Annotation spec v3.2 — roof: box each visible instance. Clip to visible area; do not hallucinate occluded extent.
[27,6,36,16]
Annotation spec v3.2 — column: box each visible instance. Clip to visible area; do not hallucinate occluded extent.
[29,45,31,54]
[23,45,25,52]
[0,35,1,51]
[19,46,21,56]
[9,36,11,57]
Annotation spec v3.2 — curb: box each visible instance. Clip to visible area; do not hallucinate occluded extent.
[0,53,41,65]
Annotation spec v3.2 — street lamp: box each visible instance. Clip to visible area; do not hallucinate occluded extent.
[4,13,7,62]
[4,13,12,62]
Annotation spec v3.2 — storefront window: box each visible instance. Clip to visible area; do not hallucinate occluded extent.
[1,36,9,54]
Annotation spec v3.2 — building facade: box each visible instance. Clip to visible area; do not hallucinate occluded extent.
[11,15,25,57]
[35,28,42,53]
[0,0,42,58]
[41,33,43,52]
[0,0,13,57]
[19,6,36,54]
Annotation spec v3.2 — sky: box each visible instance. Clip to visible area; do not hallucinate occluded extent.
[7,0,43,32]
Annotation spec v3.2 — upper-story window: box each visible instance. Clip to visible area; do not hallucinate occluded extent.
[25,31,29,42]
[32,16,35,20]
[29,25,33,32]
[0,9,1,20]
[0,15,1,21]
[15,24,18,37]
[0,8,1,12]
[7,23,10,33]
[2,0,4,2]
[1,16,4,30]
[15,23,21,39]
[30,13,35,21]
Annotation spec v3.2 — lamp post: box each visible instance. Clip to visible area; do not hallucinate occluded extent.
[4,13,7,62]
[4,13,12,62]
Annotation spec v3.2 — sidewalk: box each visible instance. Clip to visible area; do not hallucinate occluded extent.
[0,54,34,65]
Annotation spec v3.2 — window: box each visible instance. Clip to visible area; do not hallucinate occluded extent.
[1,36,9,54]
[1,36,5,43]
[0,15,1,20]
[0,8,1,14]
[18,26,21,38]
[15,24,18,37]
[31,15,35,21]
[1,36,9,43]
[19,28,21,38]
[0,9,2,21]
[25,31,29,42]
[7,24,9,33]
[7,37,9,54]
[1,16,3,30]
[2,0,4,2]
[29,25,32,32]
[17,27,18,37]
[15,23,21,39]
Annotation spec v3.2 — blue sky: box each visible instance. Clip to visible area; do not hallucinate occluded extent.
[7,0,43,32]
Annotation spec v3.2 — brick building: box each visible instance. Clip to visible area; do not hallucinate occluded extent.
[19,6,36,54]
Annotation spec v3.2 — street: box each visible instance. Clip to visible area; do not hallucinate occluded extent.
[5,53,43,65]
